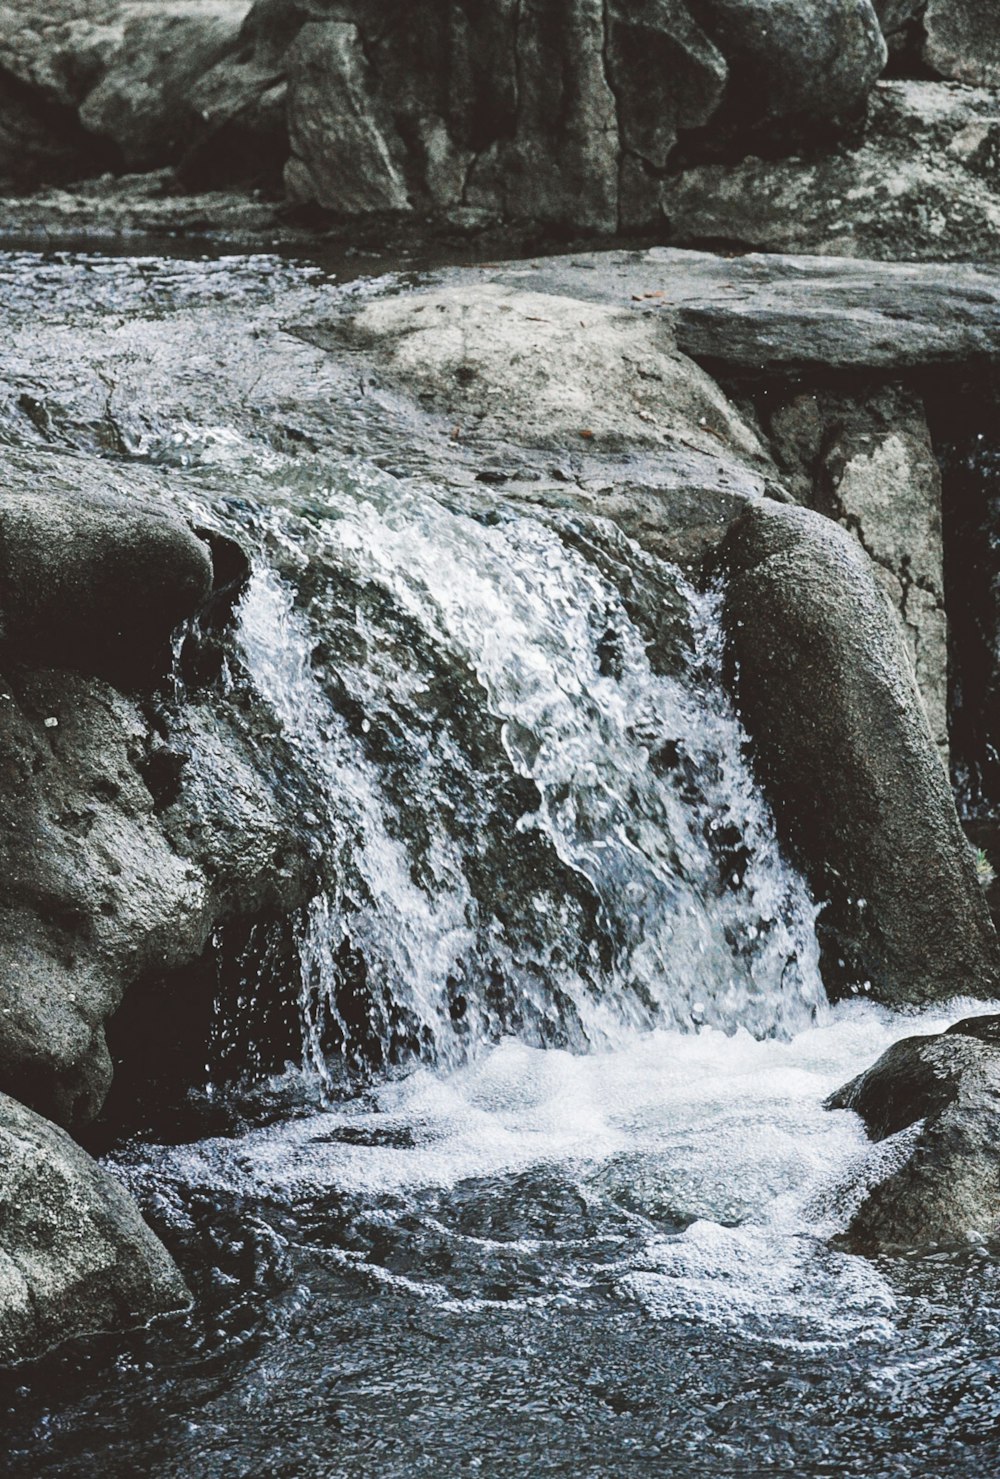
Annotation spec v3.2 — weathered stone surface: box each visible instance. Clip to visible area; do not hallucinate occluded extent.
[695,0,886,127]
[79,2,249,170]
[0,1089,188,1365]
[488,247,1000,371]
[923,0,1000,89]
[305,282,768,462]
[722,500,1000,1004]
[763,385,949,757]
[662,82,1000,263]
[827,1024,1000,1249]
[0,478,212,688]
[283,21,410,215]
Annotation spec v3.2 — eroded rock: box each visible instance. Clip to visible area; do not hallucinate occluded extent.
[0,1089,188,1365]
[310,282,767,463]
[828,1021,1000,1249]
[722,499,1000,1004]
[663,82,1000,262]
[0,477,212,688]
[923,0,1000,89]
[763,385,948,757]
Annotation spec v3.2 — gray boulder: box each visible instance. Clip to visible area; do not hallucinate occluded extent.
[923,0,1000,89]
[79,2,249,170]
[662,81,1000,262]
[722,499,1000,1004]
[827,1020,1000,1250]
[0,1088,188,1364]
[283,21,410,215]
[0,479,212,688]
[695,0,886,127]
[762,385,949,758]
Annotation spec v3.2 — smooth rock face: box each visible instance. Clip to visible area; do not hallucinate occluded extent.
[315,282,767,462]
[923,0,1000,89]
[695,0,886,126]
[0,1089,189,1364]
[763,385,949,758]
[828,1025,1000,1249]
[492,247,1000,371]
[0,480,212,687]
[283,21,410,215]
[722,500,1000,1004]
[663,82,1000,262]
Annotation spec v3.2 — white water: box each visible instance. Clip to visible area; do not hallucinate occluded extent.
[231,462,825,1080]
[118,997,988,1358]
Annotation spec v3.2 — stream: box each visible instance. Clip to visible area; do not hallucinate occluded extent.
[2,247,1000,1478]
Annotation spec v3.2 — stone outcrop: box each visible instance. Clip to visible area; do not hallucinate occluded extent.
[662,81,1000,262]
[761,385,948,758]
[0,1090,189,1363]
[0,450,312,1131]
[722,500,1000,1004]
[923,1,1000,89]
[828,1017,1000,1249]
[307,282,767,462]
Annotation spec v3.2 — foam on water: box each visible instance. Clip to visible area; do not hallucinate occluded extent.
[115,999,988,1355]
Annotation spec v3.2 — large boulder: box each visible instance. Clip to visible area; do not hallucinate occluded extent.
[304,282,768,462]
[722,499,1000,1003]
[662,81,1000,262]
[827,1017,1000,1249]
[762,384,949,758]
[79,1,250,170]
[923,0,1000,89]
[0,479,212,688]
[283,20,410,215]
[695,0,886,128]
[0,1089,189,1364]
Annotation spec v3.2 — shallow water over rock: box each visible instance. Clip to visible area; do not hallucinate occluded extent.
[3,247,1000,1476]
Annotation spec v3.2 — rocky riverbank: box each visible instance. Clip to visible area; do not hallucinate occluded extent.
[5,0,1000,1366]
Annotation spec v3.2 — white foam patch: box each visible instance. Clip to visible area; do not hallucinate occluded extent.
[117,998,992,1348]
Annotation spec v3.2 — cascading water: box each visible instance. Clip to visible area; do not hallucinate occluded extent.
[225,462,824,1087]
[5,249,1000,1479]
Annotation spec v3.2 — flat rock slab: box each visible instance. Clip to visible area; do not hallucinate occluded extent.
[484,248,1000,372]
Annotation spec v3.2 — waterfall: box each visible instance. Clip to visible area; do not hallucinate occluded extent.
[222,458,825,1086]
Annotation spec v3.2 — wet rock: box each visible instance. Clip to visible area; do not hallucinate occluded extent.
[0,479,213,689]
[762,385,948,758]
[923,1,1000,89]
[663,81,1000,262]
[722,499,1000,1004]
[827,1025,1000,1249]
[309,282,767,463]
[0,1089,188,1365]
[283,21,410,216]
[695,0,886,128]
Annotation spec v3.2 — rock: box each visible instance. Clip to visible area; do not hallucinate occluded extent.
[695,0,886,128]
[923,0,1000,89]
[487,247,1000,371]
[607,0,727,173]
[827,1024,1000,1249]
[0,1089,189,1365]
[762,385,949,757]
[79,2,250,171]
[494,0,619,233]
[0,476,213,688]
[662,81,1000,263]
[721,499,1000,1004]
[283,20,410,215]
[301,282,768,463]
